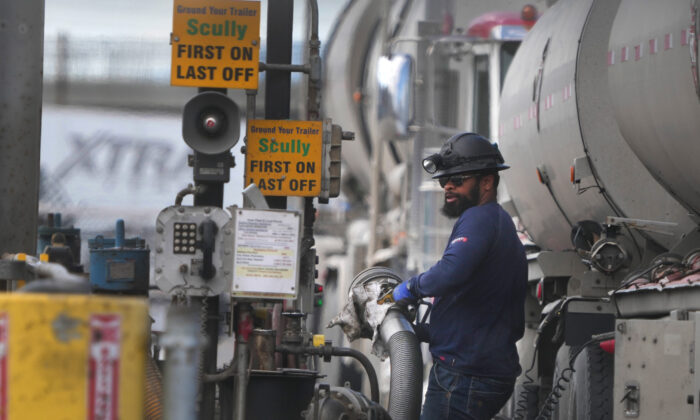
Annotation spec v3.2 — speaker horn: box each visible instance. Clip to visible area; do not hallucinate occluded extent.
[182,91,240,155]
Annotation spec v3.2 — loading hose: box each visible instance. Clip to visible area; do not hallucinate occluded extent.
[145,356,164,420]
[276,344,380,403]
[380,308,423,420]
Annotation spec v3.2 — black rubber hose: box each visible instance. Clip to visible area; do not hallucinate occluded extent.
[324,346,380,404]
[277,345,380,403]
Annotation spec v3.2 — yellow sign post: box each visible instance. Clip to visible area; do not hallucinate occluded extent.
[246,120,323,197]
[171,0,260,89]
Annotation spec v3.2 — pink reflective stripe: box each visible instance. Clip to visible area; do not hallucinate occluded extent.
[665,33,673,50]
[88,314,121,420]
[649,38,658,54]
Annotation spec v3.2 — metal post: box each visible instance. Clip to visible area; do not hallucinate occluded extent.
[199,296,219,420]
[367,0,392,267]
[243,89,257,189]
[298,0,322,314]
[233,341,249,420]
[191,85,228,419]
[162,305,203,420]
[233,303,253,420]
[367,144,383,267]
[264,0,294,210]
[0,0,44,255]
[306,0,321,121]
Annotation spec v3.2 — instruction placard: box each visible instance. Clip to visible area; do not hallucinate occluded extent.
[232,209,300,299]
[171,0,260,89]
[245,120,323,196]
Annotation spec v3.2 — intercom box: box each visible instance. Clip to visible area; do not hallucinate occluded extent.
[154,205,233,296]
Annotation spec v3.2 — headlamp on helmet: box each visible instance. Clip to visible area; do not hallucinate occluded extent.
[422,153,441,174]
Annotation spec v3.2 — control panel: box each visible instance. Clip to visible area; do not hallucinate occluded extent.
[154,206,232,296]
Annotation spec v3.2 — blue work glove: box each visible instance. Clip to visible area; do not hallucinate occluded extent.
[392,281,417,303]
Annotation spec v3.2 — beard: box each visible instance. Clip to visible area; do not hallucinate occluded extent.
[441,183,480,218]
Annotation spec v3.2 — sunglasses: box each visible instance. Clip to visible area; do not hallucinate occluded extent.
[438,174,476,188]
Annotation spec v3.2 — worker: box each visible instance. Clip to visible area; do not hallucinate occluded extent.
[392,132,527,420]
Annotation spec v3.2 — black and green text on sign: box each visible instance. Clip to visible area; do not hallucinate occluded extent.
[245,120,323,197]
[171,0,260,89]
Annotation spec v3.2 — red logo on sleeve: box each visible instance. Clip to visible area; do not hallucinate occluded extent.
[450,237,468,245]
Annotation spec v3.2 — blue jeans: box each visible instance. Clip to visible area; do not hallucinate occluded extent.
[421,362,515,420]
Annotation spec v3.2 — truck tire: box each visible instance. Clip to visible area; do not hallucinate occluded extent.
[569,343,613,420]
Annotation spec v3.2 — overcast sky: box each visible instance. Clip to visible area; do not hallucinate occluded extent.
[44,0,347,41]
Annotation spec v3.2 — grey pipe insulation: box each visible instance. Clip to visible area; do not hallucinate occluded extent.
[380,308,423,420]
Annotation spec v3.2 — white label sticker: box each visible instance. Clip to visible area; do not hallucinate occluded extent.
[232,209,300,299]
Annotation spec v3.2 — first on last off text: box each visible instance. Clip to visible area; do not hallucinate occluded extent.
[247,159,318,193]
[174,44,255,81]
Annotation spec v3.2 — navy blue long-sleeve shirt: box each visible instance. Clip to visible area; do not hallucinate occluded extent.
[406,202,527,378]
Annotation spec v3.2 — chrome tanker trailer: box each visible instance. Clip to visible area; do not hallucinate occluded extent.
[498,0,700,418]
[318,0,548,400]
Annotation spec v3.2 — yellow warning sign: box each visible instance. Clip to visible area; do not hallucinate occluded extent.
[171,0,260,89]
[246,120,323,197]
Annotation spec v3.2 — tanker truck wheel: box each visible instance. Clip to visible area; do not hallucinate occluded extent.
[568,343,613,420]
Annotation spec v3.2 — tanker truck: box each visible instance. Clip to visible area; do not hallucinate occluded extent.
[496,0,700,418]
[317,0,548,398]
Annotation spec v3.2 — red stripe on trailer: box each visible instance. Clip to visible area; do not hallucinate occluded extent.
[545,94,554,110]
[529,104,538,120]
[634,44,643,61]
[665,33,673,50]
[621,46,629,62]
[599,339,615,354]
[466,12,535,39]
[0,314,7,420]
[514,114,522,129]
[649,38,658,54]
[562,83,572,101]
[88,314,121,420]
[681,29,689,46]
[607,50,615,66]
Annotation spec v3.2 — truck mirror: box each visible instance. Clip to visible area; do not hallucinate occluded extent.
[376,54,414,141]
